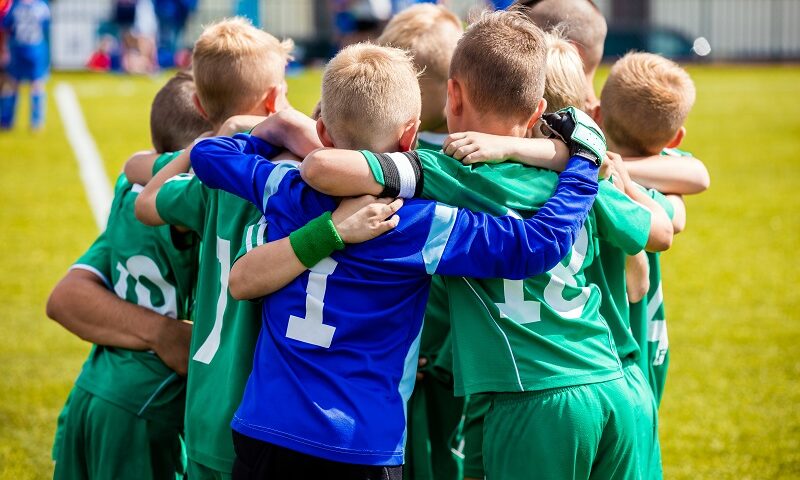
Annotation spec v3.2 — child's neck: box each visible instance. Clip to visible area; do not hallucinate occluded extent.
[453,116,529,138]
[607,138,659,158]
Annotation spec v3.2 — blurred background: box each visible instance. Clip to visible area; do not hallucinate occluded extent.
[1,1,799,479]
[47,0,800,73]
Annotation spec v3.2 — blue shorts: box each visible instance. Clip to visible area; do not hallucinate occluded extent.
[8,47,49,82]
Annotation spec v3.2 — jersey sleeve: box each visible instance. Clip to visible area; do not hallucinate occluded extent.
[648,188,675,220]
[594,180,651,255]
[190,134,283,210]
[429,157,599,279]
[234,216,269,265]
[152,151,182,176]
[360,148,469,205]
[70,232,112,289]
[155,173,209,235]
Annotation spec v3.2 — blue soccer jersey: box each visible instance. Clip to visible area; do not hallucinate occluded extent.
[190,134,599,466]
[3,0,50,81]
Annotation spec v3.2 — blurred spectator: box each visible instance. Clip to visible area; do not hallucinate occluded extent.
[153,0,197,68]
[1,0,51,131]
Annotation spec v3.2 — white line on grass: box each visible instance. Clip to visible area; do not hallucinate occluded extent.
[54,82,112,231]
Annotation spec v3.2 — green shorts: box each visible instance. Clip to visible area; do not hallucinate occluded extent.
[483,377,638,480]
[188,458,232,480]
[52,386,186,480]
[622,360,662,480]
[460,393,491,479]
[404,375,464,480]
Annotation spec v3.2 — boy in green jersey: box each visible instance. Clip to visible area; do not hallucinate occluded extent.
[266,11,673,480]
[598,52,710,406]
[48,71,212,479]
[376,6,466,480]
[130,18,294,480]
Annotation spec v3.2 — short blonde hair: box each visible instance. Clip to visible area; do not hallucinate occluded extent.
[450,10,547,122]
[377,4,463,81]
[321,43,421,150]
[192,17,293,125]
[601,52,696,154]
[543,30,585,113]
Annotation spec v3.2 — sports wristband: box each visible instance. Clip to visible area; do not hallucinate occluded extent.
[289,211,345,268]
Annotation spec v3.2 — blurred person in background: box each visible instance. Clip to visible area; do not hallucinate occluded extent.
[154,0,197,68]
[1,0,50,131]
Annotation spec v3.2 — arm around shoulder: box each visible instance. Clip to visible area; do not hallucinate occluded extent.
[300,148,383,196]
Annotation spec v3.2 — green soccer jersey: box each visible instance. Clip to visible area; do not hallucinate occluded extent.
[72,155,197,427]
[584,185,670,363]
[416,131,448,152]
[361,149,651,395]
[155,173,263,472]
[630,187,677,406]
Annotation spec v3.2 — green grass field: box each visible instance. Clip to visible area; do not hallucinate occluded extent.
[1,65,798,479]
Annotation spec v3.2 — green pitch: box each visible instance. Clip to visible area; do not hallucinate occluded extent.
[0,66,798,479]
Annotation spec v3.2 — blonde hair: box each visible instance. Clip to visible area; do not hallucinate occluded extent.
[192,17,293,125]
[321,43,421,150]
[450,10,547,122]
[377,4,463,81]
[520,0,607,74]
[601,52,696,154]
[543,30,585,113]
[150,70,212,153]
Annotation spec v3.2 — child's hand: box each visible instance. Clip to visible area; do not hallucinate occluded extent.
[332,195,404,244]
[217,115,267,137]
[605,151,630,192]
[443,132,509,165]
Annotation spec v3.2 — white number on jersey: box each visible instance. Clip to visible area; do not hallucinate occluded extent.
[193,237,230,364]
[114,255,177,318]
[286,257,337,348]
[496,225,591,323]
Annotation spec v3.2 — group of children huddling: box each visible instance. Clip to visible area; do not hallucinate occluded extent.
[47,1,710,479]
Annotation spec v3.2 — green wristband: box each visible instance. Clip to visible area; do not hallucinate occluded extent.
[289,211,345,268]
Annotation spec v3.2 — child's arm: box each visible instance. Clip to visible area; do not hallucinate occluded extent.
[47,269,193,376]
[123,150,161,185]
[625,252,650,304]
[611,154,674,252]
[668,194,686,234]
[135,147,194,226]
[229,196,403,300]
[623,155,710,195]
[216,115,267,137]
[300,148,384,196]
[442,132,570,171]
[250,109,323,159]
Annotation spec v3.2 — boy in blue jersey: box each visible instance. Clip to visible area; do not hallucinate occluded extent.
[1,0,49,130]
[188,43,605,479]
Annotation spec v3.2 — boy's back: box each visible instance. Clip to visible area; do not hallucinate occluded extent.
[54,161,196,480]
[133,17,295,475]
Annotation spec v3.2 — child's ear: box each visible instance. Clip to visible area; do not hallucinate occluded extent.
[591,103,602,126]
[264,84,286,115]
[316,118,335,148]
[446,79,463,117]
[399,118,421,152]
[666,126,686,148]
[525,98,547,130]
[193,93,210,121]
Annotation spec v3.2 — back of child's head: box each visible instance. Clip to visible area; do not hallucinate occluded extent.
[518,0,607,76]
[150,71,212,153]
[449,10,547,123]
[320,43,420,151]
[377,4,462,82]
[601,52,696,155]
[543,30,585,113]
[377,4,462,131]
[192,17,293,126]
